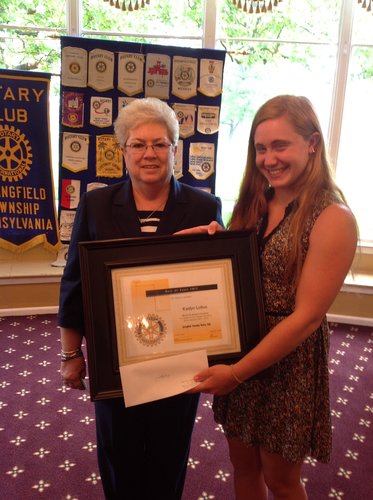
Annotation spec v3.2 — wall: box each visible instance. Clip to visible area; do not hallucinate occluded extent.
[0,246,62,314]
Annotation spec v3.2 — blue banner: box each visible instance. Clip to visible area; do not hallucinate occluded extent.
[0,69,60,252]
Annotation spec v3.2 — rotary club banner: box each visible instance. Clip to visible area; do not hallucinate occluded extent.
[0,69,60,253]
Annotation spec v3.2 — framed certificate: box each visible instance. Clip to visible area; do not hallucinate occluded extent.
[79,230,266,400]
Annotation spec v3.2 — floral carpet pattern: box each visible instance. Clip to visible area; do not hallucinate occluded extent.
[0,314,372,499]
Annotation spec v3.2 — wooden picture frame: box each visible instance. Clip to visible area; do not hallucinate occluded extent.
[79,230,266,400]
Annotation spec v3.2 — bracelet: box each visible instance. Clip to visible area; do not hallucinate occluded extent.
[60,348,83,362]
[230,364,244,384]
[61,348,81,355]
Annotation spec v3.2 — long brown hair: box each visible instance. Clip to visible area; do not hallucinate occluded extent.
[229,95,347,286]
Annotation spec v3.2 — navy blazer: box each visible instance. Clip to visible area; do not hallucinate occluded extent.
[58,177,223,329]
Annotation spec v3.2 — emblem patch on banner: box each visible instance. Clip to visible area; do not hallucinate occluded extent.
[90,97,113,128]
[0,69,60,252]
[0,125,32,182]
[145,53,171,99]
[61,179,81,209]
[62,46,88,88]
[172,56,198,100]
[88,48,115,92]
[62,133,89,173]
[197,105,220,135]
[62,91,84,128]
[96,135,123,178]
[173,103,196,139]
[59,209,76,242]
[198,59,223,97]
[118,52,145,96]
[189,142,215,180]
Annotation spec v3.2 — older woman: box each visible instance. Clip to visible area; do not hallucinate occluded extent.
[58,97,223,500]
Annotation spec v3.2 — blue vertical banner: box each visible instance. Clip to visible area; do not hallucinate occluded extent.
[0,69,60,252]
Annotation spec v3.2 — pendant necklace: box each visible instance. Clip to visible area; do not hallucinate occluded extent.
[137,200,166,224]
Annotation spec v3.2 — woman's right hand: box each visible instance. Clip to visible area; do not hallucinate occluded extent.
[60,356,87,390]
[174,220,224,235]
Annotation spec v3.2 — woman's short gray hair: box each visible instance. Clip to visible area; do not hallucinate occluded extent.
[114,97,179,147]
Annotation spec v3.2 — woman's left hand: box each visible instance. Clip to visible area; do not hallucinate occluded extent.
[174,220,224,235]
[188,364,240,396]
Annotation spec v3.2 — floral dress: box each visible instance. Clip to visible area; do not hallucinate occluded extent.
[213,192,339,463]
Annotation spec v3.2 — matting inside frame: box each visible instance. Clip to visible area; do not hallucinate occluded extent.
[111,258,240,365]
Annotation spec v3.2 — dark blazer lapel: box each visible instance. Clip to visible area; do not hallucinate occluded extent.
[111,180,142,237]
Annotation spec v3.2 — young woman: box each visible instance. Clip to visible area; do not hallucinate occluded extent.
[187,95,357,499]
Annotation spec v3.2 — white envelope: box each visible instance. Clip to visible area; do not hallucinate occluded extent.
[120,349,208,407]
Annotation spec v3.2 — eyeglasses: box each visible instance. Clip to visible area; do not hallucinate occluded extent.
[124,142,173,155]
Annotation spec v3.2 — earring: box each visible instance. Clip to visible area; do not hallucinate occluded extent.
[310,146,315,154]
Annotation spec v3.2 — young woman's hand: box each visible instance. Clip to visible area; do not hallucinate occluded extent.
[189,364,241,396]
[174,220,224,235]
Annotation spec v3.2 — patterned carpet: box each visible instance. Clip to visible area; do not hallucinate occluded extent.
[0,314,372,499]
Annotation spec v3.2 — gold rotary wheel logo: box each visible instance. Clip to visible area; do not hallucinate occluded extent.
[67,112,78,123]
[0,124,32,182]
[135,314,167,347]
[105,149,115,161]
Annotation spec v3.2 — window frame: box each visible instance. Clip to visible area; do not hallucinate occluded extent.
[1,0,371,249]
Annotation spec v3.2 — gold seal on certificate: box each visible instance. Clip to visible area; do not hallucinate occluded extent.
[133,314,167,347]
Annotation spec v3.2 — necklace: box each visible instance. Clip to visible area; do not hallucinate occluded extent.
[137,200,166,224]
[139,208,160,224]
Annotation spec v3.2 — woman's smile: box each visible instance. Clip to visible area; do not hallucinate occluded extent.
[264,165,289,177]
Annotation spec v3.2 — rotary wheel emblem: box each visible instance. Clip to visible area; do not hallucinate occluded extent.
[96,61,107,73]
[67,112,78,123]
[125,61,136,73]
[0,124,32,182]
[70,141,81,153]
[135,314,167,347]
[69,62,80,74]
[105,149,115,161]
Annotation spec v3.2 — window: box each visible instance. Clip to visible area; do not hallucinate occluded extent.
[0,0,372,243]
[336,4,373,244]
